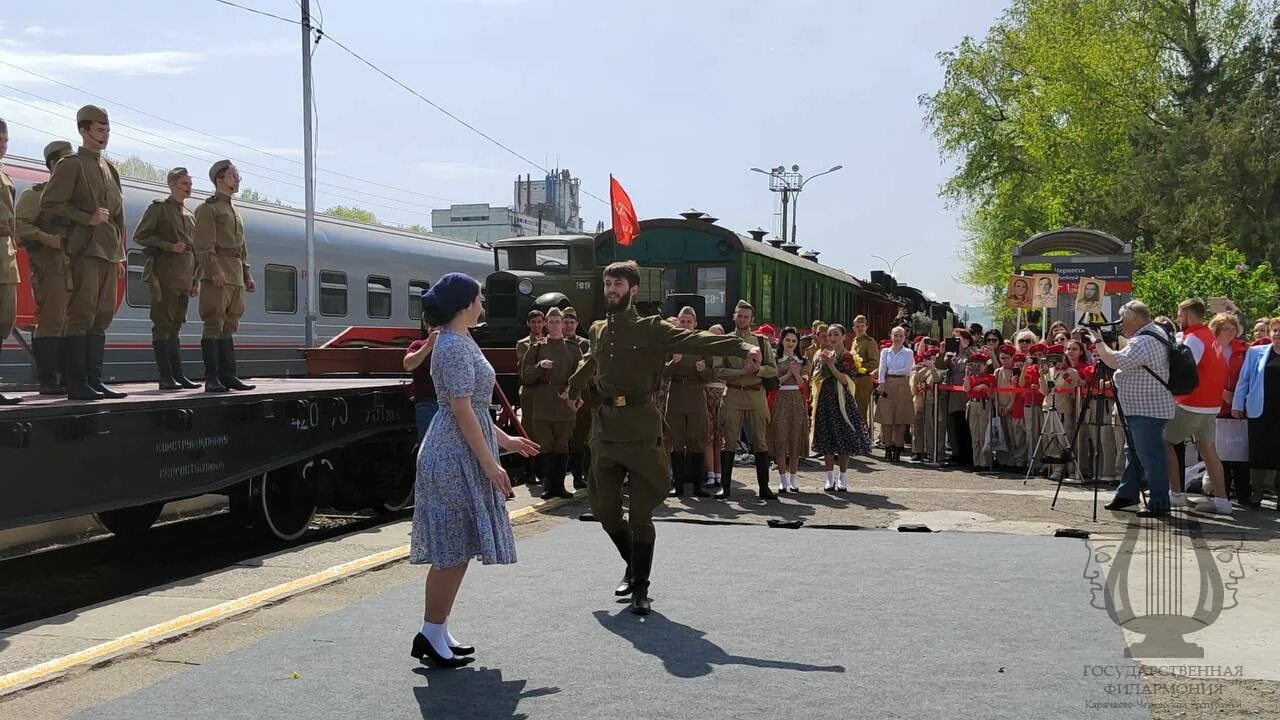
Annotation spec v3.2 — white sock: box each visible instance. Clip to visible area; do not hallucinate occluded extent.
[420,620,452,659]
[838,472,848,489]
[444,619,461,648]
[825,471,834,487]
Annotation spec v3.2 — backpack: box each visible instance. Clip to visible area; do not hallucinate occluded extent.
[1139,330,1199,396]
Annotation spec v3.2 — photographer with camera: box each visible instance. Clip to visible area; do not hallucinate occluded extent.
[1096,300,1175,516]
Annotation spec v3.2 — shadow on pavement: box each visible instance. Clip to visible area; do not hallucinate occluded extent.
[412,665,560,720]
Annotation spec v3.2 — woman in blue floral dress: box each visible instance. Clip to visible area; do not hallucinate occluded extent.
[409,273,538,669]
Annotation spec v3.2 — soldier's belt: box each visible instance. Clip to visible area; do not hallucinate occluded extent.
[214,247,245,258]
[725,382,763,391]
[668,377,704,384]
[600,394,650,408]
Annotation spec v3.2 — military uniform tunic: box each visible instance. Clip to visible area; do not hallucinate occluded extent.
[515,334,540,425]
[716,328,778,452]
[40,148,125,335]
[15,182,70,337]
[519,337,582,453]
[663,353,713,452]
[0,166,17,341]
[570,334,594,448]
[568,306,755,542]
[852,333,880,431]
[134,197,196,340]
[193,192,249,338]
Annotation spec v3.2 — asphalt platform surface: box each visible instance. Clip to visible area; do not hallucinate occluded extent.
[73,520,1146,720]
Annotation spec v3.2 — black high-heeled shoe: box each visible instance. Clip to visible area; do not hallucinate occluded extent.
[411,633,475,668]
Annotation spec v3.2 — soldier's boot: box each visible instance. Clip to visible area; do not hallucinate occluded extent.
[201,339,228,393]
[86,333,127,399]
[629,540,655,616]
[153,339,181,391]
[555,453,575,499]
[217,338,255,391]
[715,451,735,499]
[0,346,18,405]
[33,337,65,396]
[168,339,200,389]
[667,451,685,497]
[688,451,710,497]
[569,451,586,489]
[63,335,103,401]
[606,528,633,596]
[755,452,777,500]
[541,453,573,500]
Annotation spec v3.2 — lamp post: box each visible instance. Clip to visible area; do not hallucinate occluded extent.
[750,164,842,245]
[871,252,913,274]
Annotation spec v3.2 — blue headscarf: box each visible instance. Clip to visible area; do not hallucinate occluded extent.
[423,272,480,318]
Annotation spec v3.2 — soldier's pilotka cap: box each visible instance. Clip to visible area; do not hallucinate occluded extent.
[42,141,73,164]
[75,105,109,124]
[208,159,233,184]
[166,167,190,183]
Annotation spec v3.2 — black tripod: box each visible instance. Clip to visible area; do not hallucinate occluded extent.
[1048,359,1143,521]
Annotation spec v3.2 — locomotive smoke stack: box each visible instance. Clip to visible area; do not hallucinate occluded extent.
[699,215,719,224]
[679,209,707,221]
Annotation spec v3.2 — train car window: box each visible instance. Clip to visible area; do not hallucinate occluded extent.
[264,264,297,314]
[367,275,392,319]
[661,266,678,298]
[124,250,149,308]
[809,285,821,324]
[320,270,348,317]
[761,272,773,325]
[695,265,727,317]
[408,280,431,320]
[743,261,755,308]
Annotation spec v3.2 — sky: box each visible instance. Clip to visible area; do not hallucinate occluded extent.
[0,0,1011,307]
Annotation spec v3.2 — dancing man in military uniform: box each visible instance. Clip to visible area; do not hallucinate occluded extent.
[15,141,74,396]
[133,167,199,390]
[716,300,779,499]
[0,119,18,405]
[567,261,761,615]
[520,307,582,500]
[664,306,714,497]
[563,306,593,488]
[193,160,254,393]
[41,106,127,401]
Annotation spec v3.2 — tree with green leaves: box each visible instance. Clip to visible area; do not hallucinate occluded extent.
[325,205,377,223]
[1133,244,1279,320]
[111,154,169,183]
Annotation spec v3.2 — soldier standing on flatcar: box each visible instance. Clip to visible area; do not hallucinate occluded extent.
[15,141,74,396]
[133,167,199,390]
[663,306,714,497]
[519,307,580,500]
[0,119,17,405]
[193,160,255,393]
[563,306,593,488]
[516,309,546,483]
[716,300,779,500]
[41,105,127,401]
[565,261,762,615]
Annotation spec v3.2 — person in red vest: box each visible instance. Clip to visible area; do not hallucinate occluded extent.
[1165,298,1231,514]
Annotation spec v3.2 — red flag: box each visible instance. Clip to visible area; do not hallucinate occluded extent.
[609,175,639,247]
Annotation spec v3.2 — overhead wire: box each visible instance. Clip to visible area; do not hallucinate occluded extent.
[210,0,609,206]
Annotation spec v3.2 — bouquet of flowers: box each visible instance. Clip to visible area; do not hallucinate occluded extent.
[815,351,862,382]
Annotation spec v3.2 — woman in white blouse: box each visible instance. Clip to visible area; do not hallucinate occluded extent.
[875,326,916,461]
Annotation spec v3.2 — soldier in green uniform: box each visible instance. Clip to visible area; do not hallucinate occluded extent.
[515,309,546,483]
[715,300,779,499]
[519,307,582,500]
[193,160,255,393]
[663,306,714,497]
[563,306,592,488]
[850,315,880,435]
[15,141,74,396]
[567,261,761,615]
[0,119,18,405]
[133,167,199,391]
[41,105,127,401]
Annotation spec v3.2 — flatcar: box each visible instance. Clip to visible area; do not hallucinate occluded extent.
[0,156,492,387]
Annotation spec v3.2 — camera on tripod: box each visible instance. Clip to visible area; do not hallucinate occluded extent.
[1083,319,1123,347]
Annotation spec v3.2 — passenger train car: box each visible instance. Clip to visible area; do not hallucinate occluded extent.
[0,156,492,385]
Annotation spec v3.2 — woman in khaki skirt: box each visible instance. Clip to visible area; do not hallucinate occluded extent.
[875,326,916,461]
[771,328,811,492]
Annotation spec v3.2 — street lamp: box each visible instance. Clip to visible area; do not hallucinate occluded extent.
[789,165,842,244]
[871,252,912,274]
[749,164,842,245]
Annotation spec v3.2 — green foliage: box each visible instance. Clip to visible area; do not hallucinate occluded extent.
[111,154,169,183]
[1133,244,1279,319]
[324,205,377,223]
[239,188,289,207]
[404,223,430,234]
[924,0,1280,312]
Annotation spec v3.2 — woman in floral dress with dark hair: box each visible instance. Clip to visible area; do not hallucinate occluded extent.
[810,324,872,492]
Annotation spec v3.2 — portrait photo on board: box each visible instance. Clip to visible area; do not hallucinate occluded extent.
[1031,273,1058,308]
[1075,277,1105,314]
[1006,275,1033,310]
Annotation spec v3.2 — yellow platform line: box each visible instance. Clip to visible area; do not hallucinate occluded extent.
[0,493,581,696]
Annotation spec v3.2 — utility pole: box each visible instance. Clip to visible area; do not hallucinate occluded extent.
[301,0,318,348]
[779,189,790,243]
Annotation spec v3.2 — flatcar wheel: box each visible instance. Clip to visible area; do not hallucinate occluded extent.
[95,502,165,539]
[374,444,416,514]
[250,466,317,542]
